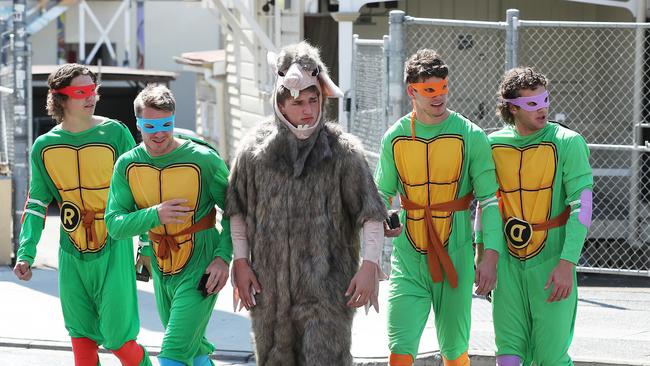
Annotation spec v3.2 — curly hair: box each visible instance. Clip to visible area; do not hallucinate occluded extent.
[46,64,97,123]
[404,49,448,84]
[133,84,176,117]
[497,67,548,125]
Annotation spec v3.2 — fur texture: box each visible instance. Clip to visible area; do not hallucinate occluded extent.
[275,42,328,77]
[226,119,387,366]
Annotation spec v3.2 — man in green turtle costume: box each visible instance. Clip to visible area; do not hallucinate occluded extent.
[375,50,505,366]
[475,67,593,365]
[105,84,232,366]
[13,63,151,366]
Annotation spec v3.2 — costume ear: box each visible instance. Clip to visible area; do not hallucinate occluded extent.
[319,71,343,98]
[267,51,278,74]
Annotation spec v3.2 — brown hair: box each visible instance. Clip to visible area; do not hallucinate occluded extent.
[276,85,321,106]
[497,67,548,125]
[46,64,97,123]
[404,49,448,84]
[133,84,176,117]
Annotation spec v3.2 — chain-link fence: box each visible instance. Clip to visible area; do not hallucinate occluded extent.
[517,22,648,146]
[404,19,506,133]
[350,36,388,170]
[351,10,650,276]
[517,20,650,275]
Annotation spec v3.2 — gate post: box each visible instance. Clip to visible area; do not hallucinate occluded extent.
[388,10,406,126]
[505,8,519,71]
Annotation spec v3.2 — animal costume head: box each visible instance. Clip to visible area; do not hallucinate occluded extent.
[268,42,343,140]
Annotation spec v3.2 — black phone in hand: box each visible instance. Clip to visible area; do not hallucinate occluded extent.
[386,210,400,229]
[197,273,210,297]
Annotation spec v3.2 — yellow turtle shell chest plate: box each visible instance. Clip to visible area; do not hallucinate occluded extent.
[392,135,464,253]
[42,143,115,253]
[492,142,557,260]
[127,163,201,275]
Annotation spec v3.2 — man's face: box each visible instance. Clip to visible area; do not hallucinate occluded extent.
[278,89,320,127]
[407,76,448,121]
[139,107,175,156]
[62,74,98,119]
[510,86,548,135]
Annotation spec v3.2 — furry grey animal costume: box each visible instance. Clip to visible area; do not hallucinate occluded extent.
[225,42,387,366]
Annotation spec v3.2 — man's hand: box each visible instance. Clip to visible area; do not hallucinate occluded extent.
[345,260,380,311]
[232,258,262,311]
[13,261,32,281]
[383,221,403,238]
[204,257,229,295]
[156,199,191,225]
[545,259,575,302]
[135,253,152,280]
[475,248,498,296]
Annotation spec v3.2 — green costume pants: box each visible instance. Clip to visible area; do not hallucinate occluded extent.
[58,241,141,351]
[387,244,474,361]
[153,265,217,365]
[493,256,577,365]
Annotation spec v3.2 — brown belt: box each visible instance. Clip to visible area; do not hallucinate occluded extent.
[148,208,216,259]
[81,210,100,248]
[531,207,571,231]
[503,206,571,250]
[400,193,473,289]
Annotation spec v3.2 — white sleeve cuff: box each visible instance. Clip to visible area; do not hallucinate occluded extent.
[231,214,250,260]
[362,220,384,264]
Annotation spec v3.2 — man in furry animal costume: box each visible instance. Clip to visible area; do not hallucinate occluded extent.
[226,42,388,366]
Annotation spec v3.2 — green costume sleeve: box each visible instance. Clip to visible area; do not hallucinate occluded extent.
[560,135,593,264]
[119,122,136,154]
[116,121,135,157]
[468,131,504,255]
[105,158,161,240]
[137,233,152,257]
[374,133,399,209]
[209,155,233,264]
[16,147,54,265]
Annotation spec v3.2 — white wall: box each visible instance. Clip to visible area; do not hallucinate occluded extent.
[31,20,58,65]
[144,1,221,130]
[64,1,131,65]
[222,0,302,158]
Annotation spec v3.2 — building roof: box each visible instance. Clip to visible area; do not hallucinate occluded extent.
[31,65,177,83]
[174,50,225,68]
